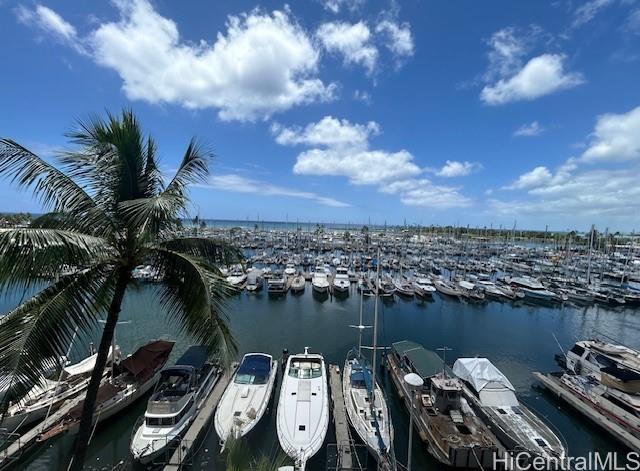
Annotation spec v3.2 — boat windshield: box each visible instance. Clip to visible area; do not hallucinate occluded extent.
[234,354,271,385]
[288,359,323,379]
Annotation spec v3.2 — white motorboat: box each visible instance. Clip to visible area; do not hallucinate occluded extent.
[453,358,566,462]
[37,340,174,443]
[131,346,219,464]
[291,274,306,293]
[413,276,436,298]
[311,266,330,294]
[563,339,640,382]
[510,276,556,302]
[343,351,393,459]
[332,267,350,294]
[1,347,119,431]
[226,267,247,290]
[393,277,415,298]
[268,271,287,295]
[276,348,329,471]
[246,269,264,292]
[214,353,277,449]
[284,263,297,277]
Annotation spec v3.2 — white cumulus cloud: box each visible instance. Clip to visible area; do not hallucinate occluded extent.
[274,117,472,209]
[17,1,336,121]
[375,20,414,58]
[581,105,640,162]
[435,160,482,178]
[316,21,378,73]
[505,166,553,190]
[481,54,584,105]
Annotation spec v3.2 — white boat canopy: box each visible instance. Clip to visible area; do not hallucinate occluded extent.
[63,346,114,378]
[453,358,518,407]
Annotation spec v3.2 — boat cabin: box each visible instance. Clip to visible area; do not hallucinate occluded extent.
[235,354,272,385]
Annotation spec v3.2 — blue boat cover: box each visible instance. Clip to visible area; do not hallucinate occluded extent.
[238,354,271,379]
[175,346,209,370]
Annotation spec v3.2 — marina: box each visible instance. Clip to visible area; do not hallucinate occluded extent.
[0,223,639,470]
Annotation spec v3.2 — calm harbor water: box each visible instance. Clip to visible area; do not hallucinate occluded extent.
[2,282,639,470]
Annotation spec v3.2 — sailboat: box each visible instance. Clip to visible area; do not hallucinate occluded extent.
[1,347,119,431]
[343,249,394,462]
[37,340,174,441]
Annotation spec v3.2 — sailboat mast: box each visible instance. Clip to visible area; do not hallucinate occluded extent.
[371,247,380,382]
[358,286,364,355]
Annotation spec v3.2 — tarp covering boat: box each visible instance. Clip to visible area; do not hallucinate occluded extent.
[121,340,175,381]
[453,358,518,407]
[392,340,451,379]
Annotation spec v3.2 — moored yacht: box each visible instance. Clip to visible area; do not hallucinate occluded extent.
[413,276,435,298]
[561,339,640,380]
[386,340,501,468]
[268,270,287,295]
[214,353,277,449]
[246,269,264,292]
[131,346,219,464]
[276,348,329,471]
[311,266,330,294]
[332,266,350,294]
[453,358,566,463]
[291,274,306,293]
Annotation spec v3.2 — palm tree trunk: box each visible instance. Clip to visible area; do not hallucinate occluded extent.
[67,271,130,471]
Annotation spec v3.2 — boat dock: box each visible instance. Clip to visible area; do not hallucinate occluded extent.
[328,364,354,470]
[162,368,232,471]
[533,372,640,451]
[0,393,86,469]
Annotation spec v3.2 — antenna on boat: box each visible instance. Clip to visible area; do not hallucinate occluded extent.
[304,346,309,355]
[436,346,453,377]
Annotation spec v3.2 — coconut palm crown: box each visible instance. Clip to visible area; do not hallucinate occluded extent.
[0,109,241,470]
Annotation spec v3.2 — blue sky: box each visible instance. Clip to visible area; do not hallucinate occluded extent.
[1,0,639,231]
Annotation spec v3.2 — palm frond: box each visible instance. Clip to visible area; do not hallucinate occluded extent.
[0,139,113,236]
[0,264,116,407]
[165,139,210,198]
[117,140,213,238]
[0,229,112,289]
[149,247,237,365]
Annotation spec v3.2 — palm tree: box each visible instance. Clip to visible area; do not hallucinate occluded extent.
[0,110,241,470]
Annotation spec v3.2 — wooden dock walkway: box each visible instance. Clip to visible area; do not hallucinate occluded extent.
[533,372,640,451]
[328,364,353,470]
[162,368,232,471]
[0,393,86,469]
